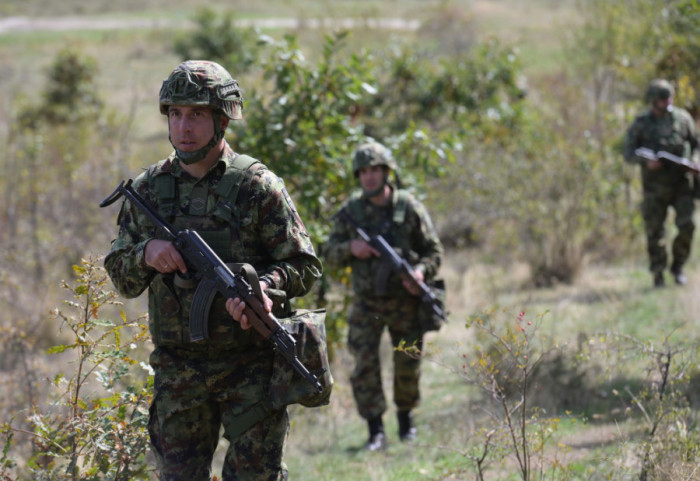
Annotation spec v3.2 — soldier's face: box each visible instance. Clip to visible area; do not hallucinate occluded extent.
[168,105,217,152]
[358,165,386,192]
[652,97,673,115]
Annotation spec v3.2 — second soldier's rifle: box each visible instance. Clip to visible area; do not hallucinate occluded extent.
[337,208,446,323]
[100,179,323,393]
[635,147,700,175]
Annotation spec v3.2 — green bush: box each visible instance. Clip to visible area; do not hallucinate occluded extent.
[5,257,152,481]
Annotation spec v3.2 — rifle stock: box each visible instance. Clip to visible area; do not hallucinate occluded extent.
[100,179,323,393]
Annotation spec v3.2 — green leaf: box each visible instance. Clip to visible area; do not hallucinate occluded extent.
[47,344,69,355]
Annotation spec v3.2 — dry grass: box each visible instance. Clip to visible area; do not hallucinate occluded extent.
[3,1,700,479]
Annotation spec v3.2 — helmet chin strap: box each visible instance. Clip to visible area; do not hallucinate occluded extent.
[170,115,224,165]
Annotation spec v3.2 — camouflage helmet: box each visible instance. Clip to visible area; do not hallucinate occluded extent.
[352,141,398,176]
[159,60,243,120]
[645,79,675,103]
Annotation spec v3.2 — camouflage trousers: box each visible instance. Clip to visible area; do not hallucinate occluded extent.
[641,185,695,274]
[347,296,423,420]
[148,345,289,481]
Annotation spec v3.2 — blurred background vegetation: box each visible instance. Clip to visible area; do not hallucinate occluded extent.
[1,0,700,479]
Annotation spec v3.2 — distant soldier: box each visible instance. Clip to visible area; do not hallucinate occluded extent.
[325,142,444,451]
[104,60,322,480]
[623,78,699,287]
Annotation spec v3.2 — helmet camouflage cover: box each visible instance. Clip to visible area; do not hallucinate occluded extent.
[645,78,675,104]
[159,60,243,119]
[352,141,398,175]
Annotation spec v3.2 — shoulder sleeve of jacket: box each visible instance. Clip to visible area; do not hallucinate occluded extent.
[246,169,322,298]
[403,192,444,280]
[103,170,159,298]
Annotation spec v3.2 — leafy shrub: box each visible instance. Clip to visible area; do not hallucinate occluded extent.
[4,257,152,481]
[173,7,262,76]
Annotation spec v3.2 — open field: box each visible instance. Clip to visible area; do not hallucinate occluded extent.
[0,0,577,143]
[212,248,700,480]
[2,1,699,479]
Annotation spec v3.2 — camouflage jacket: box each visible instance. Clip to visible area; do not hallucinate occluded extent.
[325,188,443,299]
[623,106,699,189]
[104,142,322,348]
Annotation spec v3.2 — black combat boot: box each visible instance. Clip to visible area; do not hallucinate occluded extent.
[670,263,687,286]
[653,271,665,288]
[397,410,417,442]
[365,416,387,451]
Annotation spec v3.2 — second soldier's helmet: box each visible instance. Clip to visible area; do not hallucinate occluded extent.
[159,60,243,120]
[352,141,398,176]
[645,79,674,104]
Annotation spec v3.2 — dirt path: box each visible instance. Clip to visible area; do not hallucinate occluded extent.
[0,16,420,34]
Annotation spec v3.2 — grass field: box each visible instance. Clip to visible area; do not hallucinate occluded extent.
[0,0,575,139]
[274,251,700,480]
[2,1,699,479]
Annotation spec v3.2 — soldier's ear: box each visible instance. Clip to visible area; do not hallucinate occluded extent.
[220,115,230,130]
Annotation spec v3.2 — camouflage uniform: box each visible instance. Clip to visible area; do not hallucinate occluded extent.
[325,166,443,437]
[623,80,699,282]
[105,61,322,481]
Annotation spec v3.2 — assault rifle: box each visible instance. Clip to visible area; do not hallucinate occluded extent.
[100,179,323,393]
[337,208,446,323]
[635,147,700,175]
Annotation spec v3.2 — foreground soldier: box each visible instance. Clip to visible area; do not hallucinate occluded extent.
[104,60,322,480]
[325,142,444,450]
[623,78,699,287]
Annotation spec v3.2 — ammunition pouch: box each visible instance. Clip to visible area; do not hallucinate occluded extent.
[269,308,333,410]
[418,279,447,333]
[225,309,333,441]
[203,289,332,442]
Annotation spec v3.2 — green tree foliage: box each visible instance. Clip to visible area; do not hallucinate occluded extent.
[430,1,684,284]
[41,48,102,124]
[569,0,700,117]
[365,38,526,140]
[173,7,262,76]
[656,0,700,116]
[232,32,375,242]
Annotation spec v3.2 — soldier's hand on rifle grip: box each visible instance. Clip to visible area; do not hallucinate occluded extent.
[350,239,381,259]
[225,281,273,330]
[402,268,424,296]
[145,239,188,274]
[646,158,663,171]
